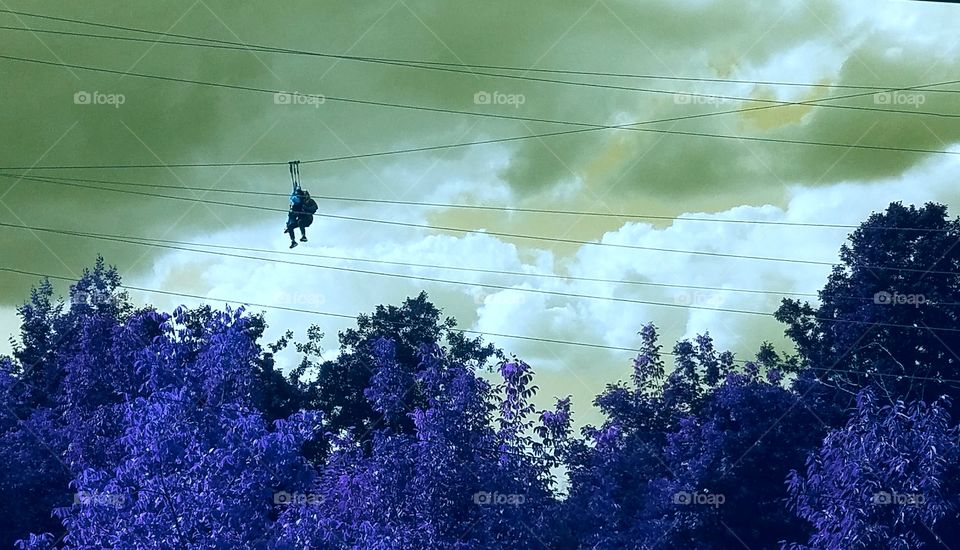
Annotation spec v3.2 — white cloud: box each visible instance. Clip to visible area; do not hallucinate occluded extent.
[3,148,957,428]
[0,307,18,358]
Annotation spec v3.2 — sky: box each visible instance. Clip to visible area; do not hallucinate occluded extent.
[1,0,958,426]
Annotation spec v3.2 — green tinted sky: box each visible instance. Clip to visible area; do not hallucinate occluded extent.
[1,0,958,424]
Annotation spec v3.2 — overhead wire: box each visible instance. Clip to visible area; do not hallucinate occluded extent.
[5,14,960,350]
[3,8,960,95]
[0,176,856,268]
[0,221,795,317]
[3,174,955,305]
[3,266,960,388]
[1,171,955,233]
[15,174,955,305]
[5,173,960,276]
[0,53,957,172]
[0,178,826,298]
[0,265,650,354]
[1,222,959,332]
[0,22,958,120]
[2,8,960,467]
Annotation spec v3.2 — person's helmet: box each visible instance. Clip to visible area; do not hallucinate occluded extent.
[302,190,311,199]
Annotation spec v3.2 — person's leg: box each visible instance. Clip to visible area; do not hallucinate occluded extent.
[300,216,312,242]
[285,211,300,247]
[284,212,296,233]
[285,226,298,248]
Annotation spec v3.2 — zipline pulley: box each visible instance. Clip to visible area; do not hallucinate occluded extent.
[288,160,301,193]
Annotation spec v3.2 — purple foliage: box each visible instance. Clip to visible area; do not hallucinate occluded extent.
[785,389,960,549]
[3,223,959,549]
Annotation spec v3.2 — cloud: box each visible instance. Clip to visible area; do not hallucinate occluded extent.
[3,0,958,303]
[2,0,960,425]
[2,150,919,427]
[0,307,19,358]
[2,150,956,425]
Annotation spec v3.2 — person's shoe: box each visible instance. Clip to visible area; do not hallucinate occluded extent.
[300,236,308,242]
[289,241,298,249]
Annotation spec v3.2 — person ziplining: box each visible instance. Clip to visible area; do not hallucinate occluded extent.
[283,161,319,249]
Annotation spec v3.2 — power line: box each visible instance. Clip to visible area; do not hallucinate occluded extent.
[4,265,960,387]
[2,175,952,303]
[3,8,960,95]
[0,182,819,299]
[2,222,959,333]
[62,225,960,306]
[146,239,819,300]
[0,221,786,317]
[1,23,958,121]
[8,173,960,276]
[17,173,952,304]
[2,172,953,233]
[0,265,648,354]
[0,177,844,268]
[0,55,958,172]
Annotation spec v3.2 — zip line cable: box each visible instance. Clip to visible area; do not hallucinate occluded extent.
[0,177,855,268]
[0,175,950,304]
[1,23,958,120]
[12,173,948,302]
[0,265,649,354]
[0,54,958,172]
[0,212,823,301]
[0,221,795,317]
[4,266,960,390]
[3,8,960,95]
[40,222,960,306]
[0,10,960,458]
[2,222,959,333]
[4,248,957,466]
[1,172,954,233]
[7,174,960,276]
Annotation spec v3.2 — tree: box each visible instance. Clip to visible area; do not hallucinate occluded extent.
[273,342,562,549]
[30,306,321,549]
[785,389,960,549]
[652,369,827,548]
[561,325,746,548]
[561,327,832,549]
[0,258,136,548]
[776,202,960,415]
[297,292,501,455]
